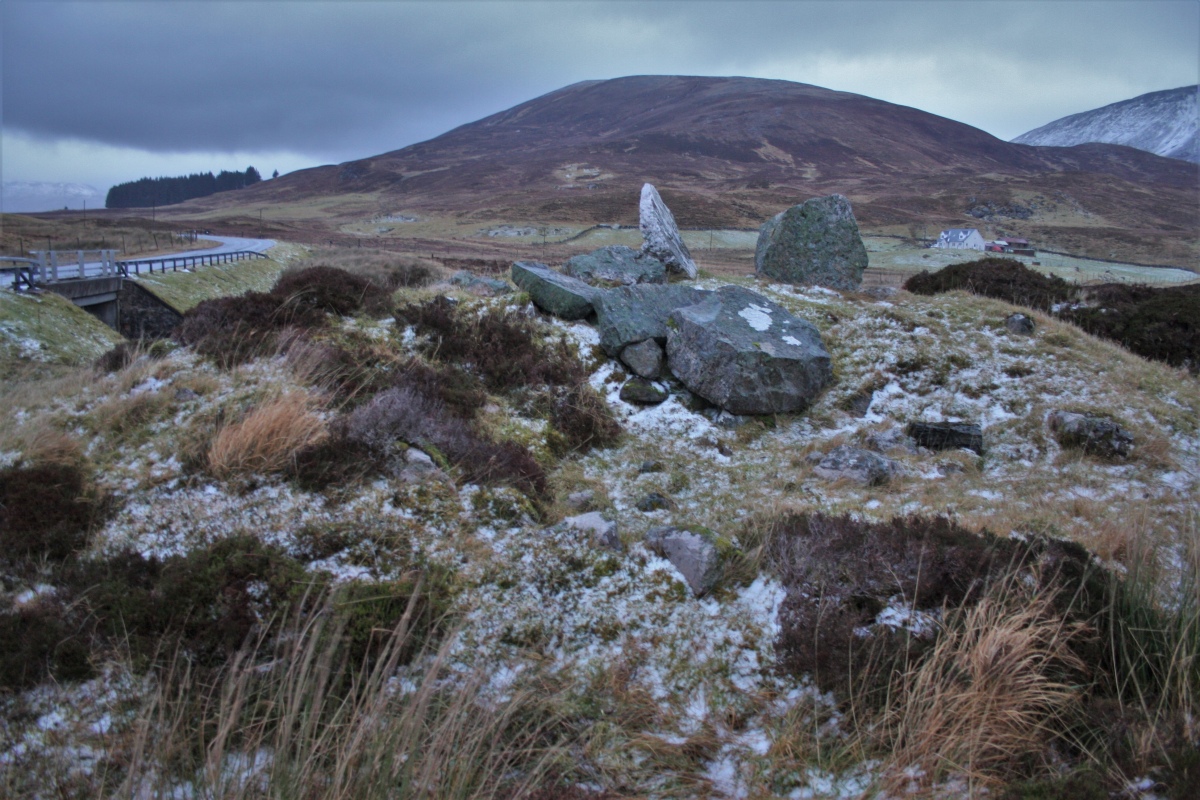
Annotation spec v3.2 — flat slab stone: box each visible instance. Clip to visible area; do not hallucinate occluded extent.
[755,194,868,291]
[665,285,833,415]
[511,261,599,320]
[907,421,984,454]
[639,183,698,279]
[593,284,712,357]
[563,245,666,286]
[813,445,900,486]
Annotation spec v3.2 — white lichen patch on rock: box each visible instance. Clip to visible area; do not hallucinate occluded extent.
[737,304,773,332]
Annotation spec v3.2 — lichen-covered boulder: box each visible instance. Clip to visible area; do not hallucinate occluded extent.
[755,194,868,291]
[665,285,832,415]
[563,245,666,286]
[510,261,599,320]
[593,284,712,357]
[619,377,668,405]
[639,183,698,279]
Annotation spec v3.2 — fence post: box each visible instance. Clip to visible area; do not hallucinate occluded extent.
[78,250,85,279]
[50,251,59,282]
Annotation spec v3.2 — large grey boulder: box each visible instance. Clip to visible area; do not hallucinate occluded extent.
[1048,410,1134,458]
[563,245,666,286]
[593,284,712,357]
[511,261,599,320]
[665,285,833,415]
[639,183,698,279]
[754,194,869,291]
[644,526,727,596]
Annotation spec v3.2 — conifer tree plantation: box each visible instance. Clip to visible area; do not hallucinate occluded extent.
[105,167,261,209]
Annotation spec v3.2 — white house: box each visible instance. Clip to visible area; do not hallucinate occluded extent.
[932,228,986,250]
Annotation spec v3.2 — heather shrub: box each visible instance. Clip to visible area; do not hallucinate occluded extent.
[396,298,584,392]
[0,600,92,691]
[176,291,321,366]
[0,463,102,563]
[271,265,374,316]
[765,512,1100,698]
[1059,283,1200,370]
[904,258,1072,310]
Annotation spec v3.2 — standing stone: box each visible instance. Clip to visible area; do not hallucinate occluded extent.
[665,285,833,415]
[906,421,984,454]
[639,183,698,279]
[510,261,599,320]
[755,194,869,291]
[620,338,665,379]
[563,245,667,286]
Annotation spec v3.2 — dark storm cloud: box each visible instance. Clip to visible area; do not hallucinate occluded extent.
[4,0,1198,166]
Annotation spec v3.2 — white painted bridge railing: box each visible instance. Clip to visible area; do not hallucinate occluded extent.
[27,250,121,282]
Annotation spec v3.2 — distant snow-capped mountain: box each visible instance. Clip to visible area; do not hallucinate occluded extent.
[2,181,105,213]
[1012,85,1198,163]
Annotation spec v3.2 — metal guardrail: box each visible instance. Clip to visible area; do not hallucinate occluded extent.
[116,249,269,276]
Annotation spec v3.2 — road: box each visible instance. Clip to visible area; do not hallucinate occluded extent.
[159,235,276,259]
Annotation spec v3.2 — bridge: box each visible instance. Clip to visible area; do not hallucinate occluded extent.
[1,247,270,330]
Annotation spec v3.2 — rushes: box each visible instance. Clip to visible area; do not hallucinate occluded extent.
[117,585,569,799]
[208,393,327,480]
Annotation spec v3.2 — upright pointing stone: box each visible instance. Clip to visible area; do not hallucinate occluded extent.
[639,183,698,279]
[755,194,868,291]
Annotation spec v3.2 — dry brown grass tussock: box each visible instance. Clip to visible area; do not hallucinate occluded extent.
[878,581,1087,792]
[207,393,327,480]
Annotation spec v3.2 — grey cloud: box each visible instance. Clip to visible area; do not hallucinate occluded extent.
[3,0,1196,166]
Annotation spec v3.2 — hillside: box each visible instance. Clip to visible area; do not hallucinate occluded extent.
[1,253,1197,796]
[1014,85,1199,163]
[164,76,1199,267]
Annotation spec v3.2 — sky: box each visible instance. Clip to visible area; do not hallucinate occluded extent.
[2,0,1197,209]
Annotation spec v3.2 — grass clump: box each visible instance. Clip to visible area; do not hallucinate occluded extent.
[207,393,327,481]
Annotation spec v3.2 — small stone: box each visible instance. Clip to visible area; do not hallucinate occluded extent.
[563,511,622,551]
[565,490,595,510]
[620,378,669,405]
[842,390,874,418]
[907,421,985,454]
[713,411,749,429]
[863,286,898,300]
[620,338,665,380]
[399,447,448,484]
[174,387,200,402]
[644,525,724,596]
[450,271,513,296]
[1005,313,1036,335]
[636,492,671,512]
[716,441,734,457]
[813,445,900,486]
[1047,410,1134,458]
[638,460,664,474]
[866,426,918,455]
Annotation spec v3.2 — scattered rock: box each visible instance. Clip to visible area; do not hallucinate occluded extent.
[563,511,622,551]
[620,378,669,405]
[665,285,833,415]
[620,338,665,379]
[174,387,200,402]
[639,183,698,279]
[716,440,734,457]
[866,426,918,455]
[399,447,448,484]
[906,421,985,454]
[510,261,599,320]
[593,284,711,357]
[563,245,666,286]
[635,492,672,512]
[754,194,869,291]
[644,525,726,596]
[1048,410,1134,458]
[565,490,596,510]
[1004,312,1036,335]
[842,390,874,418]
[450,271,513,296]
[862,286,898,300]
[638,460,664,474]
[812,445,900,486]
